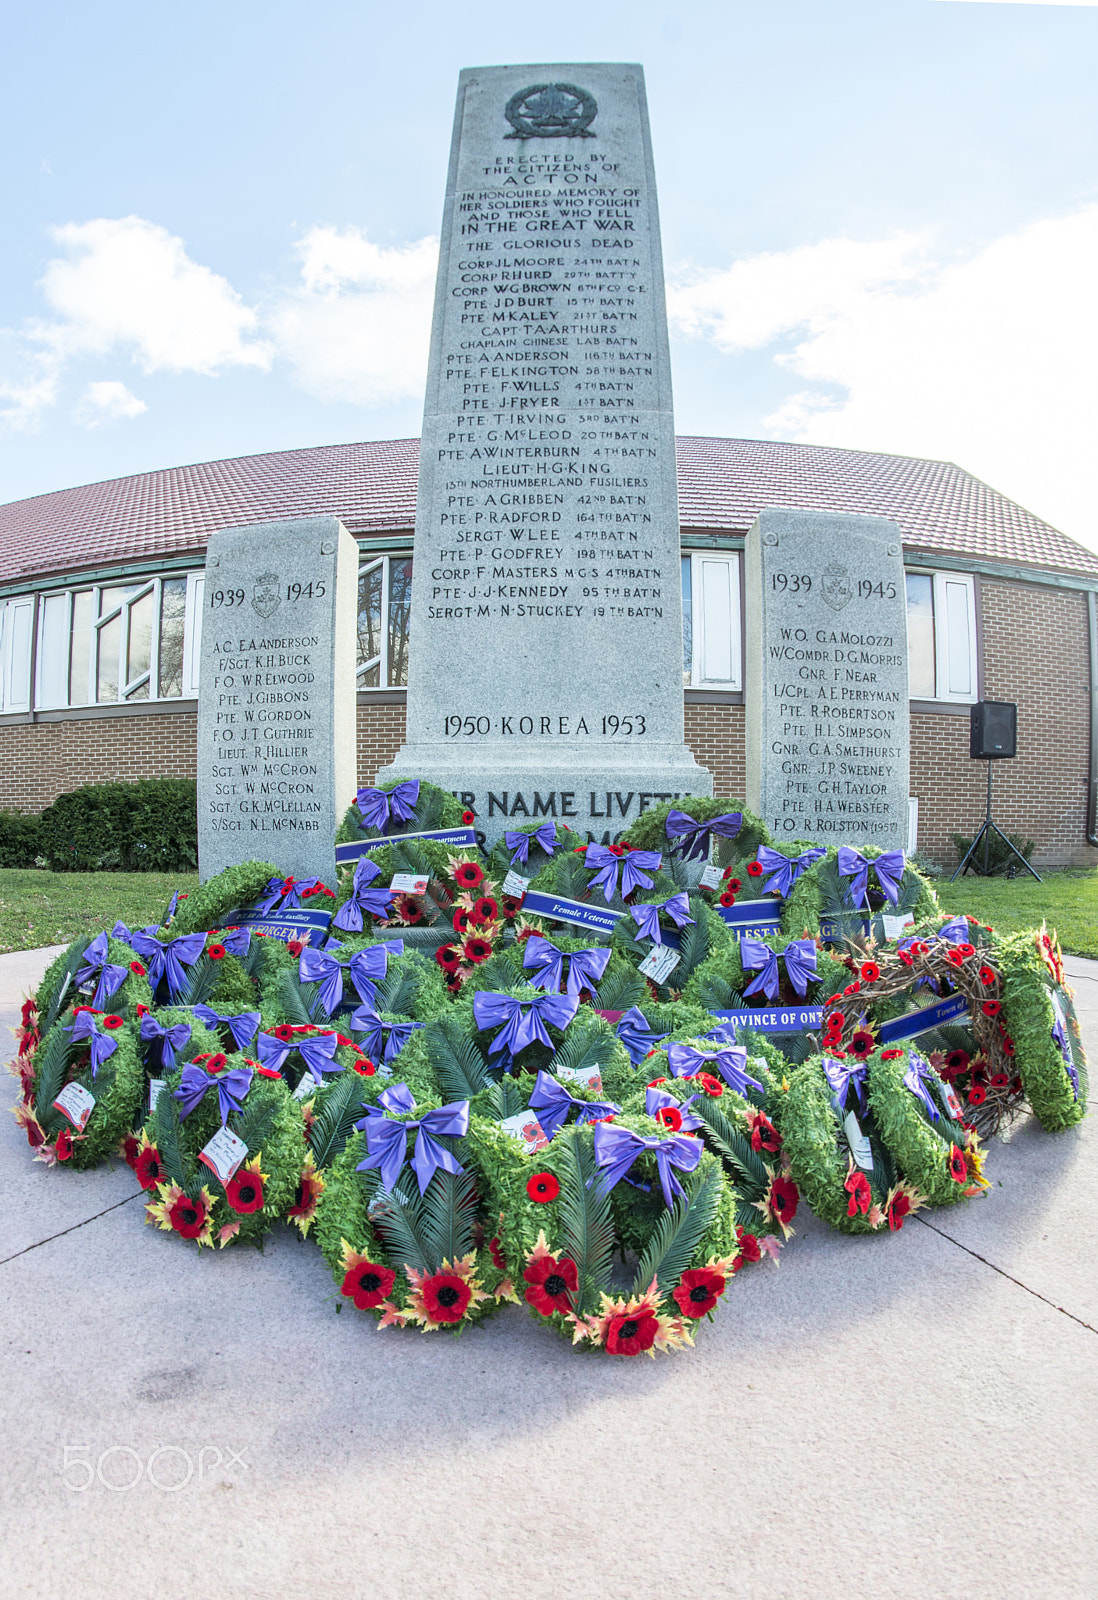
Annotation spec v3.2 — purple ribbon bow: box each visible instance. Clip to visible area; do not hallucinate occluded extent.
[505,822,559,867]
[822,1055,867,1109]
[739,936,817,1001]
[130,931,207,1002]
[585,844,662,904]
[756,845,827,898]
[523,936,612,999]
[937,917,970,944]
[355,1085,469,1194]
[592,1120,703,1208]
[629,892,695,946]
[615,1006,670,1066]
[65,1010,119,1079]
[299,943,355,1015]
[667,1042,764,1096]
[217,927,252,959]
[174,1061,254,1124]
[902,1050,941,1123]
[348,1006,424,1064]
[528,1069,620,1140]
[192,1005,261,1052]
[472,991,579,1061]
[1050,1006,1079,1098]
[664,808,743,863]
[111,919,135,942]
[254,876,327,914]
[256,1028,342,1085]
[332,857,396,932]
[347,941,404,1006]
[139,1014,193,1069]
[162,890,181,926]
[836,847,906,907]
[356,779,420,834]
[645,1083,704,1132]
[76,932,128,1010]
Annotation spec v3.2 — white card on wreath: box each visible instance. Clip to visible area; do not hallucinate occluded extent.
[940,1082,964,1120]
[638,944,681,984]
[882,913,916,940]
[292,1074,318,1101]
[700,863,723,891]
[844,1111,875,1172]
[389,873,429,894]
[53,1081,96,1131]
[502,870,530,899]
[147,1077,167,1115]
[557,1063,603,1095]
[198,1126,248,1184]
[499,1111,550,1154]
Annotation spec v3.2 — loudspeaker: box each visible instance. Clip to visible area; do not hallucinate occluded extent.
[970,700,1017,759]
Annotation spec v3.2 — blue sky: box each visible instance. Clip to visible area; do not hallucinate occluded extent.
[3,0,1098,549]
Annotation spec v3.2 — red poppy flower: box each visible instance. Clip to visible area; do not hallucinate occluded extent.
[769,1176,799,1224]
[206,1053,227,1072]
[749,1112,781,1153]
[736,1229,762,1263]
[341,1259,396,1310]
[655,1105,682,1132]
[168,1190,209,1239]
[225,1168,265,1213]
[352,1057,376,1076]
[255,1064,282,1080]
[898,949,915,968]
[672,1267,727,1318]
[989,1072,1011,1090]
[888,1192,912,1231]
[453,861,485,890]
[464,936,493,964]
[979,966,997,986]
[956,942,976,958]
[746,861,763,877]
[55,1127,74,1161]
[726,876,743,891]
[423,1271,472,1324]
[946,1048,970,1074]
[501,896,521,919]
[489,1235,506,1272]
[523,1252,579,1316]
[827,1011,845,1030]
[273,1024,295,1043]
[946,949,965,968]
[102,1014,124,1030]
[452,909,472,935]
[982,1000,1001,1016]
[860,962,880,982]
[526,1171,560,1203]
[1001,1036,1016,1057]
[881,1049,903,1061]
[207,944,227,961]
[286,939,305,958]
[911,941,929,956]
[966,1084,987,1106]
[845,1168,872,1217]
[843,982,861,997]
[850,1030,876,1059]
[719,891,737,908]
[1011,1076,1023,1094]
[121,1133,140,1168]
[647,1076,667,1088]
[129,961,146,976]
[948,1144,968,1184]
[462,809,476,824]
[606,1311,660,1355]
[697,1073,723,1097]
[136,1003,150,1016]
[473,896,499,923]
[435,944,462,973]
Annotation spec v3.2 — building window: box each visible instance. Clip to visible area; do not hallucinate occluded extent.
[905,571,978,703]
[682,552,741,690]
[0,598,34,713]
[357,556,413,688]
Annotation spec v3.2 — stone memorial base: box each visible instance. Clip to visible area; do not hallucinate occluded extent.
[378,745,712,847]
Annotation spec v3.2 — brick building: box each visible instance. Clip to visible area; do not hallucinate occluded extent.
[1,435,1095,867]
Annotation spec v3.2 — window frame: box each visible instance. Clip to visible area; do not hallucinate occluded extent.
[905,566,979,706]
[683,549,743,692]
[0,596,34,713]
[356,552,413,691]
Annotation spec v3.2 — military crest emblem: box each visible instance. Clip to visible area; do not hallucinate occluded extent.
[504,83,597,139]
[251,573,282,619]
[821,563,853,611]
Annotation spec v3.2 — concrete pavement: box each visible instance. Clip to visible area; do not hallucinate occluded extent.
[0,946,1094,1600]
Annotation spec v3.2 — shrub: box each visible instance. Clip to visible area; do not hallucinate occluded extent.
[0,809,44,867]
[36,779,198,873]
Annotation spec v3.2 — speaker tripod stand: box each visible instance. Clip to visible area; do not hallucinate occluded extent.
[951,761,1041,882]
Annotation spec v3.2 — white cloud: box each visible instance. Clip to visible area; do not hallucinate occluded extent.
[669,208,1098,553]
[74,379,146,427]
[40,216,272,374]
[0,346,61,430]
[267,225,437,405]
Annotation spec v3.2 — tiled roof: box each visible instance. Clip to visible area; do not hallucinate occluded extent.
[1,434,1095,585]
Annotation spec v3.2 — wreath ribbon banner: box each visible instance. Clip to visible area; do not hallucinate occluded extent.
[224,906,333,946]
[521,891,621,936]
[335,827,477,865]
[715,902,846,943]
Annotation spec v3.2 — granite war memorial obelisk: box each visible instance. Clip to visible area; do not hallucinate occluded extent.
[380,64,712,843]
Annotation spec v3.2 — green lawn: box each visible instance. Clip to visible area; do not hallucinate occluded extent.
[0,869,200,954]
[934,868,1098,959]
